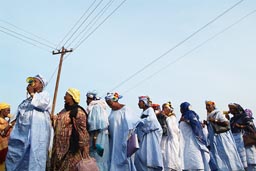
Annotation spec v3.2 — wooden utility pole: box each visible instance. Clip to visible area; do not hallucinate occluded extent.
[51,47,72,117]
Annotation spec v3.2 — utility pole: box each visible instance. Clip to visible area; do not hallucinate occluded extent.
[51,47,72,117]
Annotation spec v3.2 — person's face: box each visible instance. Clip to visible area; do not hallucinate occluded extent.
[64,92,74,105]
[206,103,214,113]
[162,106,171,115]
[86,97,93,106]
[0,108,10,117]
[106,100,114,109]
[33,78,43,92]
[138,100,145,109]
[229,105,238,115]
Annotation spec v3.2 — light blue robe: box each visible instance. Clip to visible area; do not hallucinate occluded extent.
[108,106,140,171]
[135,107,163,171]
[87,99,110,171]
[6,91,52,171]
[207,110,244,171]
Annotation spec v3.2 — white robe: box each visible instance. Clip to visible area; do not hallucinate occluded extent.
[108,106,140,171]
[87,99,110,171]
[161,115,181,171]
[179,121,210,170]
[6,91,52,171]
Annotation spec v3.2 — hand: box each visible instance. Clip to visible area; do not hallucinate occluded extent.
[208,117,215,122]
[26,84,35,95]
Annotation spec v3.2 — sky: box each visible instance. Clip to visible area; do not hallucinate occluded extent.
[1,0,255,120]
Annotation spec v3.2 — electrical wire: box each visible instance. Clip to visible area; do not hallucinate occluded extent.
[0,25,55,50]
[0,28,52,53]
[0,19,57,48]
[62,0,104,47]
[56,0,98,49]
[66,0,116,49]
[109,0,245,92]
[73,0,128,51]
[122,9,256,94]
[48,0,126,84]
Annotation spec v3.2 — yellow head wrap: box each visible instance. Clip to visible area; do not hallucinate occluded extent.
[67,88,80,104]
[0,102,10,110]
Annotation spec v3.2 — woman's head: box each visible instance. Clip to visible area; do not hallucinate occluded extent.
[205,100,216,114]
[105,92,122,109]
[65,88,80,105]
[26,74,47,93]
[180,102,191,114]
[138,96,152,110]
[0,102,11,118]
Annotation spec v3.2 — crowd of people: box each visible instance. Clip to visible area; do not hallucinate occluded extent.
[0,74,256,171]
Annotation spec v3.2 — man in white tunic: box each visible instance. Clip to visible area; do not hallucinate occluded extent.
[6,74,52,171]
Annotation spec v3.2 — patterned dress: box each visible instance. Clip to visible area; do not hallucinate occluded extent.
[0,117,12,170]
[51,107,90,171]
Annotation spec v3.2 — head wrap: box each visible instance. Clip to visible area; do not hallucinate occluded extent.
[152,103,160,111]
[162,101,173,110]
[26,74,48,88]
[205,100,215,107]
[228,103,245,115]
[0,102,10,110]
[105,92,122,102]
[67,88,80,104]
[245,109,253,118]
[138,96,152,107]
[86,90,99,100]
[180,102,191,112]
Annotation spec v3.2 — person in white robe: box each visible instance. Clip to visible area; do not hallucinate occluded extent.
[160,102,181,171]
[5,74,52,171]
[205,100,244,171]
[179,102,210,171]
[105,92,141,171]
[135,96,163,171]
[86,91,110,171]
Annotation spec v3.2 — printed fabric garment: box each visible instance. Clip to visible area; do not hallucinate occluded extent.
[87,99,110,171]
[51,107,90,171]
[0,117,12,170]
[207,109,244,171]
[6,92,52,171]
[108,106,140,171]
[160,115,181,171]
[135,107,163,171]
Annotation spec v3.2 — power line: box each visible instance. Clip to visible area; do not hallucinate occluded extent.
[0,19,57,48]
[0,25,55,50]
[109,0,244,92]
[62,0,104,47]
[47,0,127,85]
[66,0,116,49]
[122,9,256,94]
[73,0,128,51]
[0,29,51,53]
[56,0,98,49]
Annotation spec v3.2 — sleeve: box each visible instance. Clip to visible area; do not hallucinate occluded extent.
[88,105,108,131]
[74,109,90,149]
[31,91,51,113]
[166,116,179,139]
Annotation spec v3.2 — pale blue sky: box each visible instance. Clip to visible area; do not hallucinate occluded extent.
[1,0,255,119]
